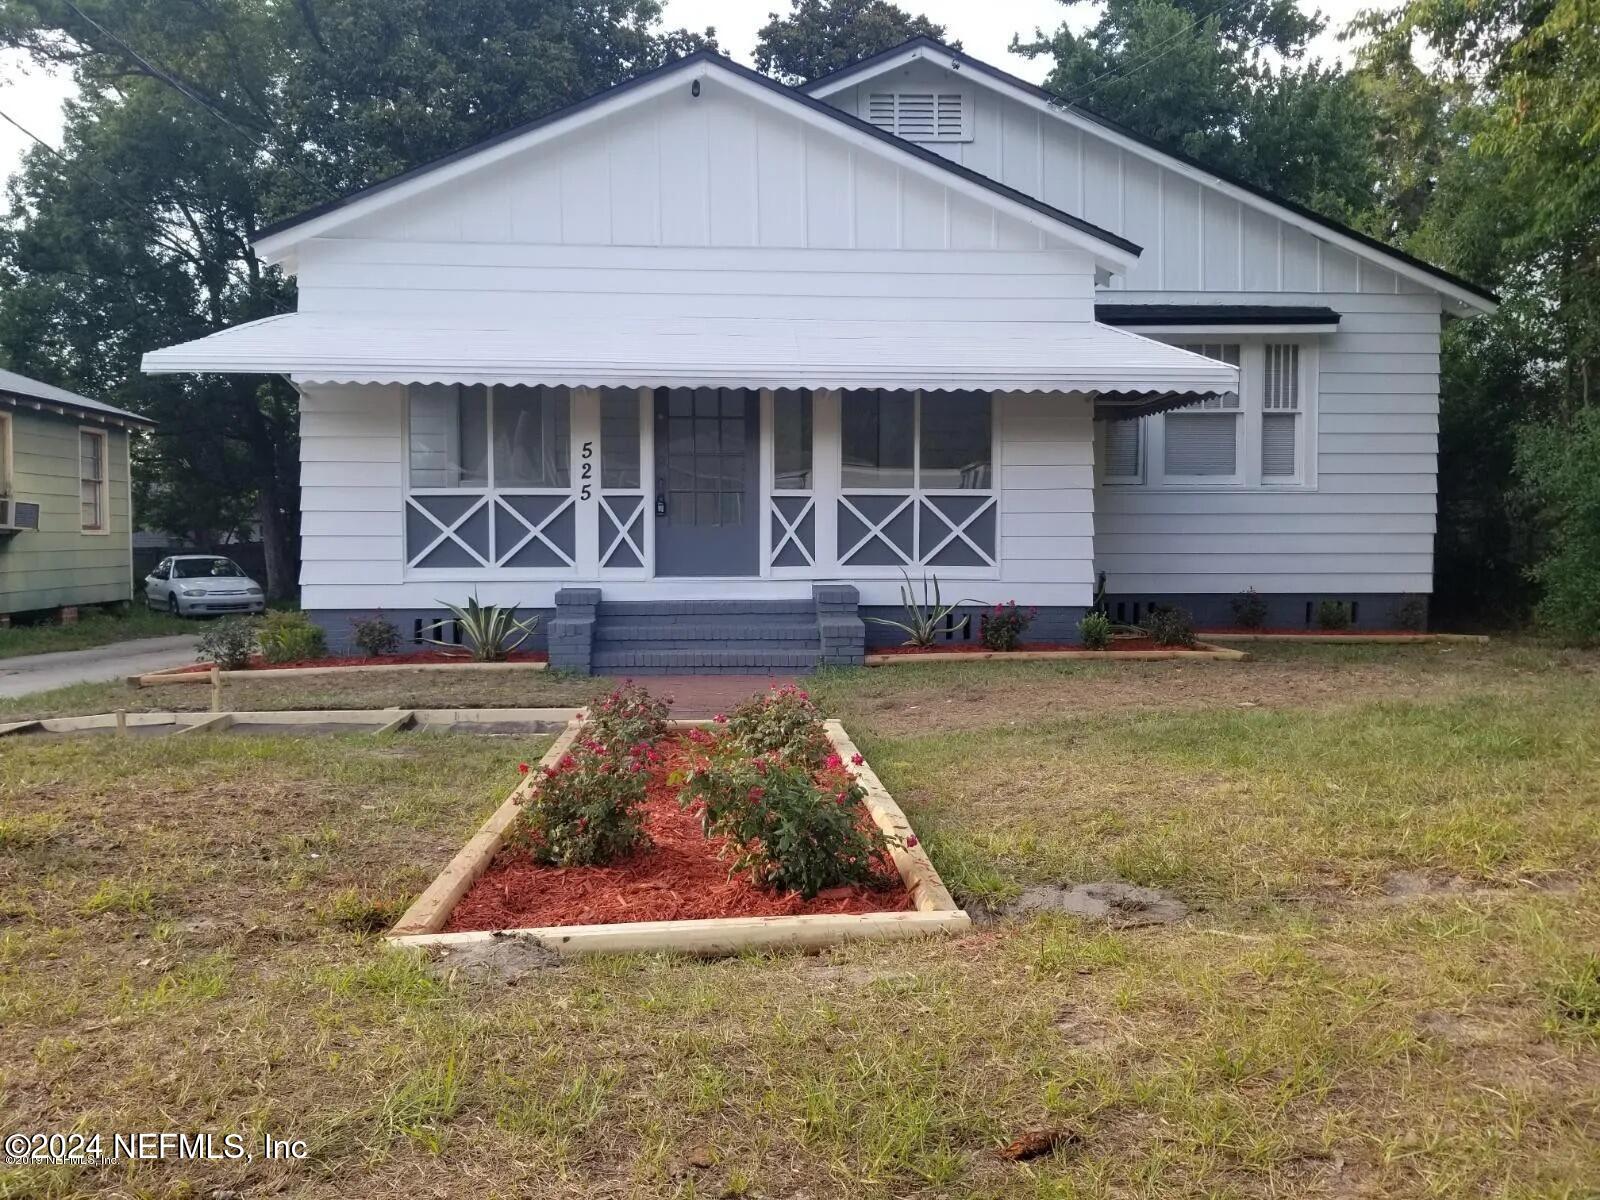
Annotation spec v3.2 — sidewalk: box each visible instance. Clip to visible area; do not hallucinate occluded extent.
[0,635,199,699]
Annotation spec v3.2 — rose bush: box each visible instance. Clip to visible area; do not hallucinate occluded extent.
[585,681,671,751]
[722,683,832,768]
[979,601,1036,651]
[679,747,888,897]
[512,737,656,866]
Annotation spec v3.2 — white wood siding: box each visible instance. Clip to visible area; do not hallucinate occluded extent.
[827,60,1443,597]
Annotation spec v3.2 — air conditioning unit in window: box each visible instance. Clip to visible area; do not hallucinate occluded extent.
[0,497,41,533]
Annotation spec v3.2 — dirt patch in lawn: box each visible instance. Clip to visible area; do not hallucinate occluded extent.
[444,736,911,931]
[992,881,1190,927]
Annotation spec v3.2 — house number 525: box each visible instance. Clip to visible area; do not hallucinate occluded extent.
[580,440,594,501]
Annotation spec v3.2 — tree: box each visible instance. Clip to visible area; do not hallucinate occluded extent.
[754,0,953,86]
[0,0,714,597]
[1013,0,1377,218]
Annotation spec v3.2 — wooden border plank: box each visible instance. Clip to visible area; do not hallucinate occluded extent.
[388,717,586,937]
[823,720,958,913]
[1199,632,1490,645]
[0,719,42,737]
[391,910,969,956]
[373,710,415,735]
[176,712,233,735]
[134,659,551,687]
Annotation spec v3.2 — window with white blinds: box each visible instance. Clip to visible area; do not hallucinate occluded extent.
[1164,344,1242,478]
[1261,343,1301,479]
[864,91,972,142]
[1098,340,1314,488]
[1102,418,1141,480]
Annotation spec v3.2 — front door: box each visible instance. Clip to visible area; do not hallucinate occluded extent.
[654,387,759,577]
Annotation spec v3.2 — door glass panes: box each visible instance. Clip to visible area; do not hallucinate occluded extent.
[919,391,991,488]
[600,389,641,489]
[773,389,813,489]
[841,390,914,488]
[494,385,570,488]
[409,383,488,488]
[665,388,746,526]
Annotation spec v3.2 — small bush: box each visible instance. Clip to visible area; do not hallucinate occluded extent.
[680,749,887,898]
[195,617,257,670]
[1317,599,1353,630]
[722,683,830,768]
[514,741,654,866]
[257,610,327,664]
[1145,606,1197,648]
[1077,611,1112,650]
[585,681,671,751]
[352,613,402,658]
[979,601,1036,651]
[422,595,538,661]
[1396,594,1428,632]
[1230,587,1269,630]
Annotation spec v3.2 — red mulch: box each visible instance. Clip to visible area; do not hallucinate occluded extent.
[175,649,548,673]
[872,638,1184,654]
[445,736,912,931]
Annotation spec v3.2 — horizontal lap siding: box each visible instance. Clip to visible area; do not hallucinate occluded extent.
[1095,290,1441,595]
[299,383,405,595]
[998,393,1095,606]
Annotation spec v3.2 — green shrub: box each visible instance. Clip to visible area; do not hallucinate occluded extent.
[352,613,401,658]
[257,611,327,664]
[1317,599,1353,631]
[1396,594,1428,633]
[1518,408,1600,644]
[679,749,887,898]
[979,601,1036,651]
[722,683,831,768]
[195,617,257,670]
[1077,611,1112,650]
[585,681,671,751]
[1145,606,1197,648]
[1230,587,1269,629]
[513,741,653,867]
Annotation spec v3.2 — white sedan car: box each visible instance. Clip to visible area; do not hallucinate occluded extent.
[144,555,266,617]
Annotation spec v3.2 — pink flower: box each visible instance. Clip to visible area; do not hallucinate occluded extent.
[825,753,842,770]
[905,835,919,848]
[713,713,728,724]
[747,786,765,802]
[850,753,864,767]
[518,762,530,775]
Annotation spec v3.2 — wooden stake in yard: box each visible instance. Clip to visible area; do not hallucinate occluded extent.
[209,667,222,713]
[114,708,127,738]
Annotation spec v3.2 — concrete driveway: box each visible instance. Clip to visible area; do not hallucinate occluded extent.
[0,635,199,699]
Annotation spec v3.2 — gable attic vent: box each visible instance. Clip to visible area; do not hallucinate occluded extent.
[865,90,973,142]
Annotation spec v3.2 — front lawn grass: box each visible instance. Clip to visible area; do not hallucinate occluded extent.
[0,605,191,659]
[1,647,1597,1196]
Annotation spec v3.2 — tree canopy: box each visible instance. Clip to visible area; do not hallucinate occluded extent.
[754,0,953,85]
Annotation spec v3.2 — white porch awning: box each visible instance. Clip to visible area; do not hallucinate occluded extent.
[142,312,1237,401]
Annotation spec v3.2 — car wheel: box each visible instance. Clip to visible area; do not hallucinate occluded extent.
[167,593,180,617]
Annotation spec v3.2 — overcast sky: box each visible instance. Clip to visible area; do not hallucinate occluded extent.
[0,0,1385,204]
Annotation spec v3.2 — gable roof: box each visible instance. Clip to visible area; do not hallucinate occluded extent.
[805,36,1497,313]
[252,49,1140,268]
[0,366,154,428]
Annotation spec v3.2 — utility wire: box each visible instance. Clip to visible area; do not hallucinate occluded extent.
[59,0,336,200]
[1054,7,1209,112]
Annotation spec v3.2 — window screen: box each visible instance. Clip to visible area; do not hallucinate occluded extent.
[841,390,914,489]
[600,389,641,489]
[772,389,813,490]
[408,384,488,488]
[1102,418,1141,479]
[494,386,570,488]
[919,391,991,489]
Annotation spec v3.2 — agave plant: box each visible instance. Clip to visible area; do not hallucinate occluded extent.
[422,595,540,662]
[864,571,977,649]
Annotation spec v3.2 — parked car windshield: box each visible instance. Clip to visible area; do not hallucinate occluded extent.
[173,558,247,579]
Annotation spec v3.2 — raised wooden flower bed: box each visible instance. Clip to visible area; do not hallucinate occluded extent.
[388,695,966,957]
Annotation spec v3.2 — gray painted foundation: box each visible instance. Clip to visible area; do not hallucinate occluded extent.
[307,608,555,658]
[1100,592,1427,633]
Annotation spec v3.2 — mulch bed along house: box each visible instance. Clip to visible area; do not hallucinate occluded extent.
[171,650,548,673]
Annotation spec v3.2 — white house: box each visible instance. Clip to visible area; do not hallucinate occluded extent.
[143,40,1495,674]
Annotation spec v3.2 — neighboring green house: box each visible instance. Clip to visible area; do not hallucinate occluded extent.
[0,367,154,617]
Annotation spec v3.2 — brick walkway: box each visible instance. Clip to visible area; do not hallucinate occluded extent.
[640,674,800,717]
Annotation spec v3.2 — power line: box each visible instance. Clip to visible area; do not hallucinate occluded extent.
[59,0,335,200]
[1055,8,1209,112]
